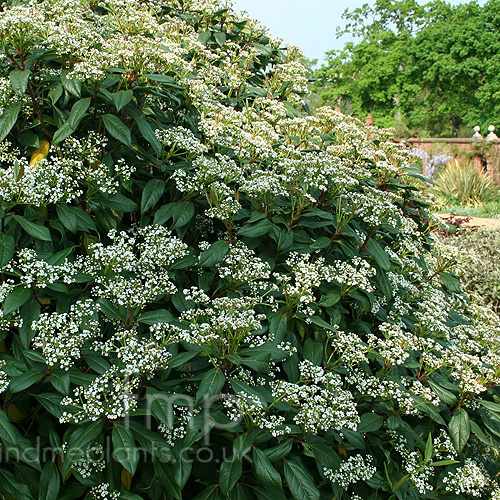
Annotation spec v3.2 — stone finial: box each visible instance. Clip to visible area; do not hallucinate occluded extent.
[486,125,498,142]
[365,113,374,125]
[472,126,483,142]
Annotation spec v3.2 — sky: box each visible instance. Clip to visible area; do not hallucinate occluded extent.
[232,0,484,66]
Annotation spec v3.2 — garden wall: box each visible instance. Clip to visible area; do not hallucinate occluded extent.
[396,137,500,183]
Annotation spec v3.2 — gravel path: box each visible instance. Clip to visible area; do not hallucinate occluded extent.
[436,214,500,230]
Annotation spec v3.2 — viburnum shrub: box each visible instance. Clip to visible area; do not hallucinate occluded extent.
[1,1,500,499]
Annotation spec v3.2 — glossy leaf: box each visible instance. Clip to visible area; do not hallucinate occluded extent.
[103,114,132,147]
[283,460,319,500]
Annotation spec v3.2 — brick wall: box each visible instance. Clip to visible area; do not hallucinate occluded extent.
[396,138,500,183]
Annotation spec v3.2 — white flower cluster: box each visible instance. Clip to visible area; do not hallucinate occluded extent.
[89,483,120,500]
[0,156,83,206]
[389,431,434,494]
[155,127,208,157]
[327,257,376,294]
[7,248,75,288]
[347,368,418,415]
[223,391,290,437]
[63,133,135,194]
[158,404,200,446]
[152,291,268,354]
[218,240,271,291]
[72,444,105,478]
[0,132,134,205]
[272,360,359,433]
[443,459,490,497]
[95,328,171,378]
[277,253,375,312]
[330,330,369,365]
[60,368,139,423]
[0,360,9,393]
[323,454,376,489]
[172,154,244,218]
[32,299,100,370]
[86,225,188,308]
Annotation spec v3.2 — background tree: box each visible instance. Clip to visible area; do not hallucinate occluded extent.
[315,0,500,137]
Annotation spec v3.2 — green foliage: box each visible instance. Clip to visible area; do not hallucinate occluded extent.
[433,160,499,206]
[436,201,500,218]
[316,0,500,136]
[0,1,499,500]
[438,227,500,315]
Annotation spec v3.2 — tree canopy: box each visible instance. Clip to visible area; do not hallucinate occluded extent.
[315,0,500,137]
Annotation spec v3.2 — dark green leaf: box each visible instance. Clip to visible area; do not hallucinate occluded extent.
[10,69,30,94]
[61,72,81,96]
[219,457,242,495]
[141,179,165,213]
[39,462,60,500]
[341,429,365,449]
[374,266,393,301]
[199,240,229,267]
[50,370,70,395]
[97,298,121,320]
[148,389,174,428]
[138,309,175,325]
[233,433,253,460]
[112,423,139,474]
[318,290,341,307]
[191,485,219,500]
[0,469,34,500]
[310,236,331,249]
[423,433,433,464]
[56,204,96,233]
[449,408,470,453]
[196,367,225,402]
[215,31,227,46]
[68,97,91,129]
[112,90,134,111]
[9,370,43,393]
[98,192,137,212]
[264,439,292,462]
[154,460,182,499]
[0,233,15,267]
[303,339,323,365]
[171,200,195,229]
[198,31,211,45]
[52,122,75,144]
[283,460,319,500]
[103,114,132,147]
[366,238,390,270]
[13,215,51,241]
[35,393,64,418]
[428,381,457,405]
[253,448,282,490]
[83,353,110,374]
[48,84,63,105]
[253,487,287,500]
[168,350,200,369]
[130,109,161,155]
[439,272,462,293]
[0,409,21,446]
[470,420,490,445]
[238,219,273,238]
[358,413,383,433]
[0,102,22,142]
[4,287,32,315]
[304,438,341,470]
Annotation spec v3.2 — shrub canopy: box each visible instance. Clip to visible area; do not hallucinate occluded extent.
[0,1,500,499]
